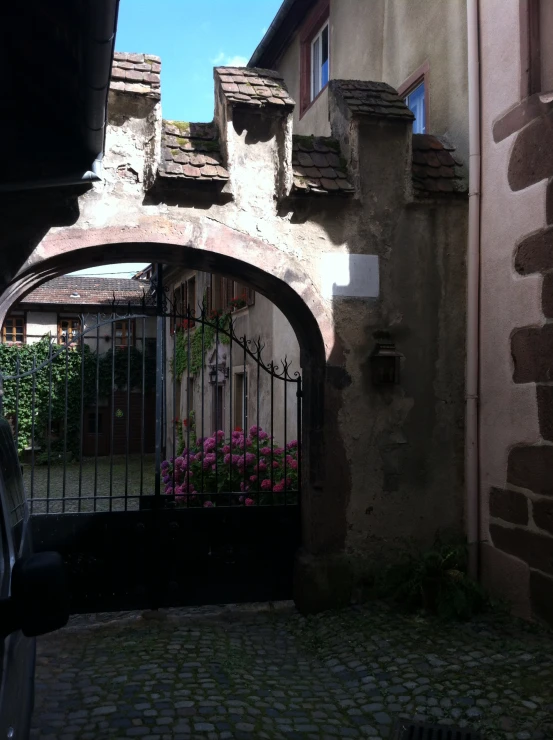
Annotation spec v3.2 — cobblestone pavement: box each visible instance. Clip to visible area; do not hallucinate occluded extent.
[31,603,553,740]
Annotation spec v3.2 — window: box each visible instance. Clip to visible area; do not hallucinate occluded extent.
[172,276,197,334]
[300,0,330,116]
[398,62,429,136]
[219,278,255,312]
[311,22,329,101]
[2,315,24,344]
[525,0,553,95]
[233,371,248,432]
[58,317,81,344]
[115,320,134,348]
[404,82,426,134]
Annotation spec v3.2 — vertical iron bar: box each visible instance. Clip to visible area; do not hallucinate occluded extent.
[78,318,85,512]
[152,264,164,611]
[200,317,205,499]
[270,367,274,495]
[47,340,53,513]
[63,336,69,512]
[256,346,260,506]
[93,317,100,512]
[228,324,233,506]
[140,316,146,497]
[14,355,20,454]
[297,376,302,501]
[284,374,288,506]
[155,267,164,502]
[125,317,131,509]
[215,318,219,499]
[243,336,247,501]
[109,316,115,509]
[30,355,36,510]
[172,307,177,500]
[186,307,191,506]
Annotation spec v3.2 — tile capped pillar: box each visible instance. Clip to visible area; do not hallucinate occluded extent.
[106,53,163,191]
[328,80,414,204]
[214,67,296,213]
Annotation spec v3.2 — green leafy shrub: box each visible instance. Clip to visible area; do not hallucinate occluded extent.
[0,337,154,461]
[374,539,488,621]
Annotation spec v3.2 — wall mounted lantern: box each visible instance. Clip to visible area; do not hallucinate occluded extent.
[208,364,229,385]
[370,334,403,385]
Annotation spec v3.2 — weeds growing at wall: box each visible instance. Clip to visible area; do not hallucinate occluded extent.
[374,539,489,621]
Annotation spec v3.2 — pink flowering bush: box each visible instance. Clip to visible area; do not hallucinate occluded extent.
[161,425,299,507]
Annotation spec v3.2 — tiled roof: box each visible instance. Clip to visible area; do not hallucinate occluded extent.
[159,121,230,181]
[292,136,354,195]
[412,134,467,197]
[215,67,295,108]
[110,52,161,99]
[330,80,414,121]
[21,277,150,307]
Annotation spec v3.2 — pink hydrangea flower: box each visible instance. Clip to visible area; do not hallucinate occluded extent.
[222,445,230,454]
[249,425,259,437]
[245,452,256,465]
[273,481,285,493]
[289,460,298,470]
[274,447,284,455]
[258,431,269,440]
[272,461,280,469]
[204,437,216,451]
[245,498,254,506]
[261,479,272,491]
[250,475,258,483]
[287,440,298,450]
[203,500,214,508]
[261,446,272,456]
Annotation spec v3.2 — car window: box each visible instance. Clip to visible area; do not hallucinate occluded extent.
[0,418,26,551]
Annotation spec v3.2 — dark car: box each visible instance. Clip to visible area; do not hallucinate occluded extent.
[0,418,69,739]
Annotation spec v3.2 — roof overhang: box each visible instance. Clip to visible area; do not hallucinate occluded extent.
[248,0,317,69]
[0,0,120,192]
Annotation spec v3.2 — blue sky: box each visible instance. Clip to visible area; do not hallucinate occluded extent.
[72,0,282,278]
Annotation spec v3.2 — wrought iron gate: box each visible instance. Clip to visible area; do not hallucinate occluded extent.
[0,271,301,613]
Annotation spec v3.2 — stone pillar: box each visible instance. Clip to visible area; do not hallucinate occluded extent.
[107,53,162,191]
[214,67,295,214]
[328,80,414,204]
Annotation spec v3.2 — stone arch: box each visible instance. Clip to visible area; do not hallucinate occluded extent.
[1,216,350,583]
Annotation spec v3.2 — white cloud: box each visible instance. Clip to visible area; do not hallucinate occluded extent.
[211,52,248,67]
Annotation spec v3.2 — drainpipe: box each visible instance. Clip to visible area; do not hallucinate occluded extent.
[466,0,482,580]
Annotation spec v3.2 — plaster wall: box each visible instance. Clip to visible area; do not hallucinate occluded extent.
[479,0,553,623]
[0,76,467,609]
[26,311,58,344]
[276,0,468,162]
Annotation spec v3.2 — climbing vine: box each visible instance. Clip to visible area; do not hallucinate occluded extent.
[0,337,154,460]
[172,313,231,380]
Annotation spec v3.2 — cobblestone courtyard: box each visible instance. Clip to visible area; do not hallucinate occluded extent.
[30,603,553,740]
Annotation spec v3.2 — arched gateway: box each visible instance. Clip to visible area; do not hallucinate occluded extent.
[0,60,468,613]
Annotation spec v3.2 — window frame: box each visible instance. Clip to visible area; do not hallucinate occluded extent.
[310,21,330,103]
[114,319,135,349]
[2,314,25,345]
[398,61,430,135]
[57,316,81,345]
[300,0,330,118]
